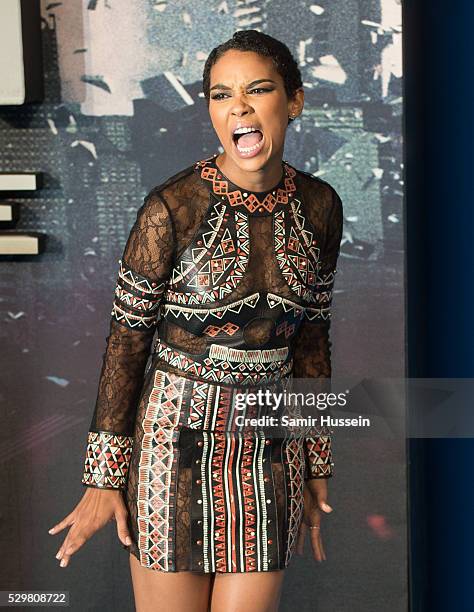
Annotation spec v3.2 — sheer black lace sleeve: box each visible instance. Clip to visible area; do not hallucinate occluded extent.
[293,187,343,479]
[82,189,175,489]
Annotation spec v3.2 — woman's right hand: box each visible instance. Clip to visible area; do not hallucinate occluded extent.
[48,487,132,568]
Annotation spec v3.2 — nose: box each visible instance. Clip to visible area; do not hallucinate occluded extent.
[230,92,253,116]
[232,109,250,118]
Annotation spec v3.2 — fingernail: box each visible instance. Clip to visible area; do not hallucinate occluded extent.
[56,552,62,559]
[48,528,55,534]
[125,537,132,546]
[60,559,66,567]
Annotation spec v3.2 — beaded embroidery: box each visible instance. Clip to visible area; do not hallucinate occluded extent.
[82,431,133,489]
[195,154,297,214]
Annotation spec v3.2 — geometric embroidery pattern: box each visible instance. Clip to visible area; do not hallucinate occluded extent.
[111,258,167,330]
[284,438,305,566]
[275,319,296,338]
[312,268,336,304]
[305,267,338,321]
[266,292,306,317]
[166,205,249,305]
[137,370,185,570]
[196,154,297,214]
[82,431,133,489]
[203,321,240,337]
[187,381,213,429]
[304,435,333,478]
[162,292,260,323]
[200,431,270,572]
[274,200,320,301]
[153,338,293,385]
[304,304,331,322]
[162,288,323,333]
[241,435,261,571]
[128,368,306,573]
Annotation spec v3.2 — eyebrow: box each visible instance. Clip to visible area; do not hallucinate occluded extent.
[209,79,277,92]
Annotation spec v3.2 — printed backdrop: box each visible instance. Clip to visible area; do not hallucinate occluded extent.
[0,1,405,610]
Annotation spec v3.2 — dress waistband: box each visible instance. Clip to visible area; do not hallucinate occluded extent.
[152,338,293,386]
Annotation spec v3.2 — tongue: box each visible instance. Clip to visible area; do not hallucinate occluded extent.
[237,131,262,147]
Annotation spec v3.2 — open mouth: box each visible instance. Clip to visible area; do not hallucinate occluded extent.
[232,128,265,156]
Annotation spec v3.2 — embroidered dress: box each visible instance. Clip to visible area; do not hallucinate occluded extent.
[81,153,343,573]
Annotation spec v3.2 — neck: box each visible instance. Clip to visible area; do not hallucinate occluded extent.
[215,152,284,192]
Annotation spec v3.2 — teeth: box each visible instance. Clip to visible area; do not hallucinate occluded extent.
[236,137,264,153]
[233,126,260,135]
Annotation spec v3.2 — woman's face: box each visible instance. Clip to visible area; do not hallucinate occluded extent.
[208,49,303,171]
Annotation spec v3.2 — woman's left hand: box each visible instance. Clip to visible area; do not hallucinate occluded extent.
[296,478,333,561]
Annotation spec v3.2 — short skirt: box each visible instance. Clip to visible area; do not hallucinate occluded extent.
[123,362,307,573]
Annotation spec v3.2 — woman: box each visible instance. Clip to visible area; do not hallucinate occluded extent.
[49,30,343,612]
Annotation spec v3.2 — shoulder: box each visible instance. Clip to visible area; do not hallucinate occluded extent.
[140,159,209,221]
[293,165,341,204]
[138,158,214,247]
[147,158,210,204]
[145,160,200,201]
[290,163,343,223]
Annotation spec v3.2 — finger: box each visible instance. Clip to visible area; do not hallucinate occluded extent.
[319,500,333,513]
[115,510,132,547]
[295,521,307,555]
[315,492,332,513]
[57,524,89,565]
[56,524,86,560]
[55,534,71,562]
[49,514,74,535]
[307,510,323,561]
[314,533,326,561]
[58,540,86,568]
[319,535,327,561]
[62,533,87,562]
[310,530,324,562]
[314,488,332,512]
[311,488,333,514]
[58,551,71,568]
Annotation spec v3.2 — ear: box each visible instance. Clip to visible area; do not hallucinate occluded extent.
[288,87,305,119]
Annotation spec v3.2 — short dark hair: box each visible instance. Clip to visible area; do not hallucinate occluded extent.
[202,30,303,124]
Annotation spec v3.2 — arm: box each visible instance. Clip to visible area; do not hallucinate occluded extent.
[82,189,175,490]
[292,188,343,480]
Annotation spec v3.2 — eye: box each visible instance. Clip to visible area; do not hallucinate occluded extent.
[211,92,229,100]
[249,87,272,94]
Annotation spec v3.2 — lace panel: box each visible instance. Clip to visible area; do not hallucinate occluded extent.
[83,189,175,489]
